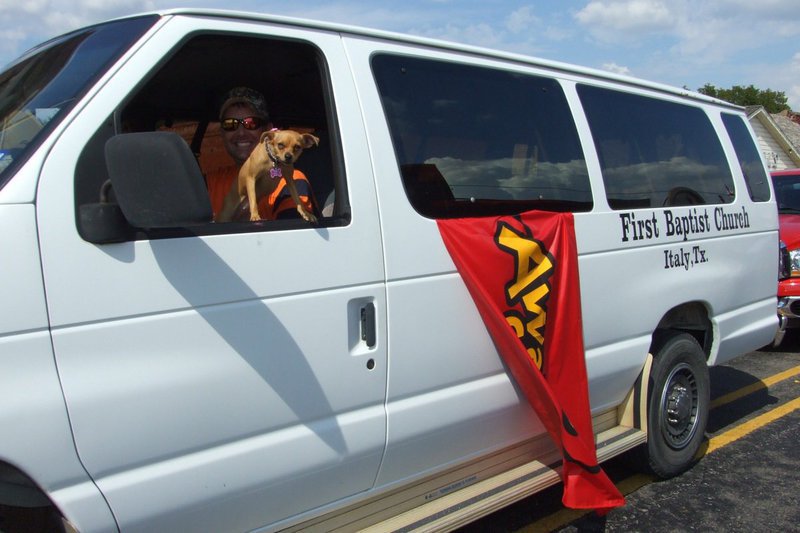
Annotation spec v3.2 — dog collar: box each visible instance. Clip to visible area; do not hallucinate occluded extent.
[265,141,282,179]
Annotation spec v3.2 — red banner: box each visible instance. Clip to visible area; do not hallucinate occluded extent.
[437,211,624,511]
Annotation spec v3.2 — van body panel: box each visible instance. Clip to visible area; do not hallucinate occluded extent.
[0,205,115,531]
[0,160,39,203]
[377,275,542,487]
[0,331,114,528]
[713,298,778,365]
[0,9,780,531]
[0,205,48,333]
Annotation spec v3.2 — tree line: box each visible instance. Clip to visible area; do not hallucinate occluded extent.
[696,84,791,113]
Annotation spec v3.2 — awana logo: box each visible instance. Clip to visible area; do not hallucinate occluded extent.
[494,220,555,371]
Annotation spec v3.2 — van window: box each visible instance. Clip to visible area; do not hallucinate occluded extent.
[75,33,344,240]
[371,54,592,218]
[721,113,771,202]
[577,85,735,209]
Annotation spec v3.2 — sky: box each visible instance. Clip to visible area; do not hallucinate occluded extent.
[1,0,799,109]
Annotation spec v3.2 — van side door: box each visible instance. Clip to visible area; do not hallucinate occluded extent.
[35,18,386,531]
[343,39,594,486]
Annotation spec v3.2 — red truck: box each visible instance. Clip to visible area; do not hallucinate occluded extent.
[772,169,800,344]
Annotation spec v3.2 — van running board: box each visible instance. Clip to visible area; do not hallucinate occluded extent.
[284,420,646,532]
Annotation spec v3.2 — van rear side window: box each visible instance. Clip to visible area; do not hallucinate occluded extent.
[721,113,771,202]
[578,85,735,209]
[372,54,592,218]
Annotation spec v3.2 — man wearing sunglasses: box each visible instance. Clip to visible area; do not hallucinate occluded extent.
[208,86,318,221]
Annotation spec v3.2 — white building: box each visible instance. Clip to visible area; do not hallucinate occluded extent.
[747,106,800,170]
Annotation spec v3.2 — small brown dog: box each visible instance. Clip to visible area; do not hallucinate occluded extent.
[217,128,319,223]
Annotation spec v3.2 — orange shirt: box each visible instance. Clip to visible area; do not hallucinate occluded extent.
[206,170,237,220]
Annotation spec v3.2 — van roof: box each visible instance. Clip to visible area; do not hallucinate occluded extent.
[113,8,741,111]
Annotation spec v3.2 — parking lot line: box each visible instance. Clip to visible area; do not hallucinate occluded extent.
[710,364,800,409]
[703,395,800,455]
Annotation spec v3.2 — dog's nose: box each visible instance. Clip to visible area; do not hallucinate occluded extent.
[284,154,294,163]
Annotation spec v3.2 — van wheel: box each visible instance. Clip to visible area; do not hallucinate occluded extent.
[642,333,709,478]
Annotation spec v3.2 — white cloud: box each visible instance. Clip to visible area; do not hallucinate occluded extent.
[574,0,799,63]
[506,6,539,34]
[704,0,800,20]
[570,0,800,109]
[283,3,428,32]
[403,5,545,56]
[602,62,632,76]
[782,52,800,110]
[574,0,674,41]
[416,22,504,50]
[0,0,157,62]
[670,3,800,72]
[0,0,50,15]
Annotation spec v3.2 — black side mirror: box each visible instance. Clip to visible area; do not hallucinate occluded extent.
[106,131,212,228]
[78,179,133,243]
[79,131,212,243]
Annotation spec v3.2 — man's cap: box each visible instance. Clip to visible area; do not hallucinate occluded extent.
[219,87,270,121]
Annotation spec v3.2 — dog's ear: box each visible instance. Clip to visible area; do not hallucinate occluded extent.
[301,133,319,149]
[262,129,278,143]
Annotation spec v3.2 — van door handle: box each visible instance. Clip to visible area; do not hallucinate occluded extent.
[360,302,376,348]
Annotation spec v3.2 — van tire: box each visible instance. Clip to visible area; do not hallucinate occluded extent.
[641,332,709,478]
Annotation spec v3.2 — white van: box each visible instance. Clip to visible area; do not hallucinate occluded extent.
[0,9,779,532]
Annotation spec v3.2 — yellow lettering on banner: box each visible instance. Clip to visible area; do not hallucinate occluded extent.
[506,312,544,369]
[498,226,553,302]
[522,285,549,335]
[526,307,546,346]
[495,221,555,372]
[529,346,544,370]
[507,314,525,337]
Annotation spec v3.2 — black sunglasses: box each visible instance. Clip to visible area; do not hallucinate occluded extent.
[221,116,265,131]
